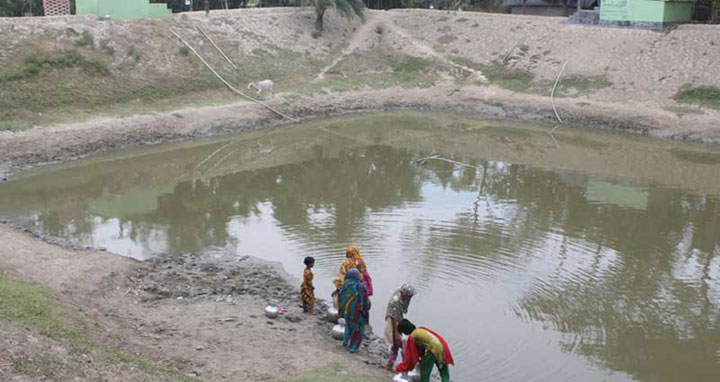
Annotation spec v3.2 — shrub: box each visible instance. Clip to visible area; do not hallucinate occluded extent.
[675,85,720,110]
[127,46,141,62]
[99,39,115,56]
[0,50,109,83]
[74,29,94,48]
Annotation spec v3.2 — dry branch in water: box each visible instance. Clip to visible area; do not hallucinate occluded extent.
[414,154,480,170]
[551,61,569,124]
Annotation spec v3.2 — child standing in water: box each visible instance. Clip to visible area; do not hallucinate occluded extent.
[301,256,316,314]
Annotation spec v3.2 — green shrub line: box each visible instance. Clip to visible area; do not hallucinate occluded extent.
[0,50,109,83]
[675,85,720,110]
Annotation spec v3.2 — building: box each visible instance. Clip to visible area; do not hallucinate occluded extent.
[599,0,693,29]
[42,0,71,16]
[76,0,173,19]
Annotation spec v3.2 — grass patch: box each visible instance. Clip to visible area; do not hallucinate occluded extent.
[0,124,30,131]
[393,56,432,73]
[287,363,385,382]
[0,275,87,342]
[556,75,611,96]
[451,57,610,96]
[13,354,74,379]
[0,45,327,128]
[0,50,109,83]
[0,275,199,381]
[675,85,720,110]
[477,62,536,92]
[295,72,437,96]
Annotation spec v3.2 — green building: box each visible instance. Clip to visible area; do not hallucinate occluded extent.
[76,0,173,19]
[599,0,693,28]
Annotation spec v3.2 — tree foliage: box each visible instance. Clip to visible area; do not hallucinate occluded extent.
[0,0,43,17]
[306,0,364,33]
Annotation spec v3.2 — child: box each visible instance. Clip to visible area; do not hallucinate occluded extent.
[300,256,316,314]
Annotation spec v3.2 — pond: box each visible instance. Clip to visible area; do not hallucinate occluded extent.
[1,111,720,382]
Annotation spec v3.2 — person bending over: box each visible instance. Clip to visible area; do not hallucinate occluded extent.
[395,319,454,382]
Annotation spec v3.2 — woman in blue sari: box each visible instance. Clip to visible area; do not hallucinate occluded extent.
[338,268,371,353]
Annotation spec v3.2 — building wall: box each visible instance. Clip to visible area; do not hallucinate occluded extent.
[43,0,71,16]
[600,0,692,23]
[76,0,173,19]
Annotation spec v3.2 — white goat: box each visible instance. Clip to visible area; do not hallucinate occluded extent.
[247,80,274,98]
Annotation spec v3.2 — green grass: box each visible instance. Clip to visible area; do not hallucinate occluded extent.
[0,275,87,342]
[556,75,611,96]
[287,363,386,382]
[450,57,611,96]
[0,50,109,83]
[675,85,720,110]
[0,44,331,128]
[13,353,75,379]
[295,72,437,96]
[0,274,199,382]
[393,56,432,73]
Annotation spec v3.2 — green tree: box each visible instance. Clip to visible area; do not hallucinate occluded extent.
[306,0,365,34]
[0,0,42,17]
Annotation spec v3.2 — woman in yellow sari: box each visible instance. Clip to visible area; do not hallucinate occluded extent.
[333,245,373,298]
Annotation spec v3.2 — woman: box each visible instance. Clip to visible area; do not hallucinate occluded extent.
[333,245,373,296]
[338,268,371,353]
[385,284,416,369]
[395,319,454,382]
[332,245,360,291]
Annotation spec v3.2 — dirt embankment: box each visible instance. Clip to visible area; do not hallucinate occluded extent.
[1,8,720,178]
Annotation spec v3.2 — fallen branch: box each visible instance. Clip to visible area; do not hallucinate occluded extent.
[170,29,299,123]
[551,61,569,124]
[415,155,479,170]
[548,124,561,148]
[196,25,238,70]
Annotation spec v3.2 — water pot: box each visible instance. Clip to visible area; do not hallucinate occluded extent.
[332,318,346,340]
[264,304,279,319]
[326,307,340,323]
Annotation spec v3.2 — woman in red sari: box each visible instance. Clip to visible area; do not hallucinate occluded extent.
[395,319,454,382]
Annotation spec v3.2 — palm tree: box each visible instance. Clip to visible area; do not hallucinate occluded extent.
[307,0,365,34]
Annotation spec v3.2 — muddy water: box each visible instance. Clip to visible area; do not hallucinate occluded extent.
[2,112,720,381]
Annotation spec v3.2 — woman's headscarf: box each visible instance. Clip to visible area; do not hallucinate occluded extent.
[386,283,416,321]
[347,245,367,274]
[346,268,361,281]
[347,245,360,259]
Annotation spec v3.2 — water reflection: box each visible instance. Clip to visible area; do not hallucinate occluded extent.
[1,112,720,382]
